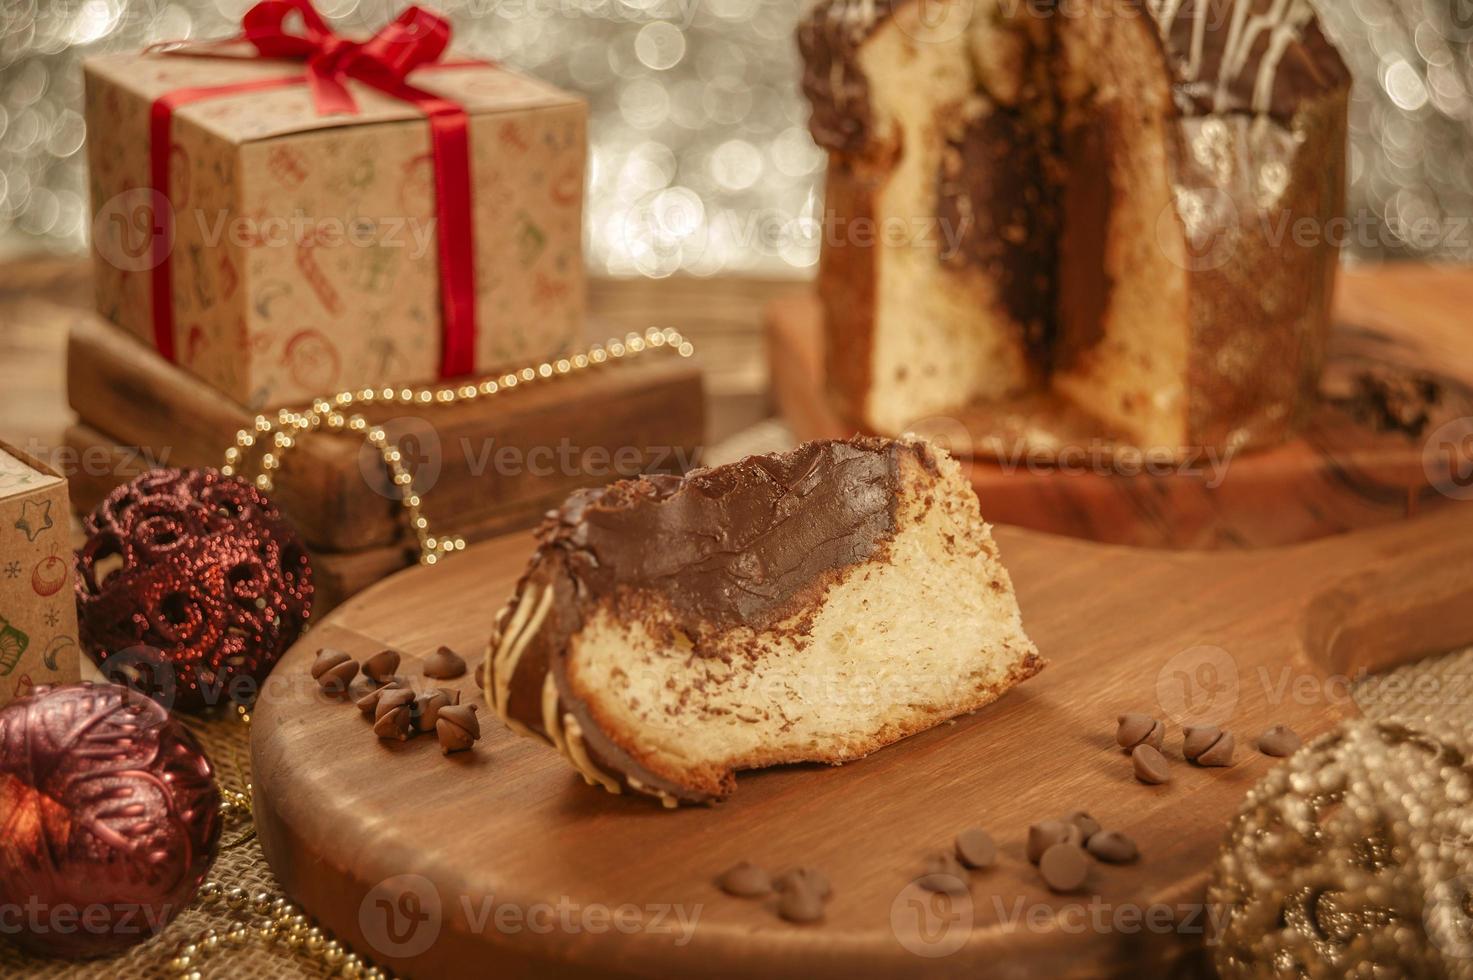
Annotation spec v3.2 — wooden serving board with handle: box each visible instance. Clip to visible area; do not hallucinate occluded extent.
[766,265,1473,549]
[252,502,1473,979]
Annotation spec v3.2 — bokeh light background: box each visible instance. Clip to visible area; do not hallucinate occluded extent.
[0,0,1471,273]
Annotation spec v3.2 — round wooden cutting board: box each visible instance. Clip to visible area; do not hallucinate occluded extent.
[252,505,1473,979]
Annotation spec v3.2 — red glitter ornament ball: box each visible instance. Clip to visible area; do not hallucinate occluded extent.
[0,682,221,958]
[75,468,313,712]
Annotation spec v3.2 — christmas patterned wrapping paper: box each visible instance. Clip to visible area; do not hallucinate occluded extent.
[84,49,586,410]
[0,441,80,708]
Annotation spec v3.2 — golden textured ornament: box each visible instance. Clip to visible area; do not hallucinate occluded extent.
[1209,719,1473,979]
[222,329,694,566]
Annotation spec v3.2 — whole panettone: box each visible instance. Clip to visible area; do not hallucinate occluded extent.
[799,0,1350,454]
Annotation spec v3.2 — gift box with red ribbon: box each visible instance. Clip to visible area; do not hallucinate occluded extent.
[84,1,586,409]
[0,440,81,708]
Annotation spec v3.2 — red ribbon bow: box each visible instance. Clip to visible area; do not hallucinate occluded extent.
[148,0,479,378]
[240,0,451,115]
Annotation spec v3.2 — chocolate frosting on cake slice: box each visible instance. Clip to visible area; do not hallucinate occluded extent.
[487,437,1042,806]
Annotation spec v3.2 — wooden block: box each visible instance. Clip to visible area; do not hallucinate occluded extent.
[766,269,1473,549]
[66,314,706,552]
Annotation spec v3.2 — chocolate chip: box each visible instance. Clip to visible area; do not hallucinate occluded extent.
[363,648,402,683]
[955,827,997,870]
[1257,725,1302,757]
[1086,831,1139,864]
[1039,843,1089,893]
[436,704,480,754]
[423,645,468,680]
[474,658,487,691]
[1027,819,1083,864]
[356,679,405,718]
[1132,744,1171,785]
[1116,713,1165,751]
[373,695,414,741]
[776,867,831,900]
[1063,810,1100,842]
[1184,726,1235,767]
[310,649,358,694]
[776,881,825,923]
[310,648,351,679]
[414,688,461,733]
[1198,734,1236,767]
[917,853,969,894]
[716,862,772,898]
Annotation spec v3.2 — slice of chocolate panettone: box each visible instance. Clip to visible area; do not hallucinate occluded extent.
[487,436,1042,805]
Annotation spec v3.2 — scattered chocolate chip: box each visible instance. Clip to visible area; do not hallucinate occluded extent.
[310,649,358,694]
[423,646,468,680]
[1116,713,1165,751]
[310,648,350,678]
[375,686,414,718]
[776,867,831,900]
[1086,831,1139,864]
[436,704,480,754]
[1039,843,1089,893]
[356,679,405,718]
[1184,726,1236,767]
[917,853,969,894]
[474,658,487,691]
[373,692,414,741]
[1257,725,1302,757]
[716,862,772,898]
[776,881,825,924]
[1198,734,1236,767]
[1132,744,1171,785]
[1027,820,1083,864]
[955,827,997,870]
[363,649,402,683]
[1063,810,1100,842]
[413,688,462,733]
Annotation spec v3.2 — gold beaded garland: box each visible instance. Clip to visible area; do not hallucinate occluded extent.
[175,872,386,979]
[172,331,695,978]
[1209,719,1473,979]
[223,328,694,566]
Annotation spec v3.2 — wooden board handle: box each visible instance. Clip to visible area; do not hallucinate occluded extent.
[1293,505,1473,678]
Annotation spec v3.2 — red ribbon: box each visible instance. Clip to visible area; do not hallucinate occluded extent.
[148,0,478,378]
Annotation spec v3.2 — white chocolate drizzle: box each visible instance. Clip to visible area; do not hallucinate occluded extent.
[563,715,623,794]
[540,671,566,754]
[628,776,680,809]
[1147,0,1317,116]
[490,584,553,738]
